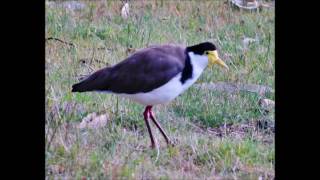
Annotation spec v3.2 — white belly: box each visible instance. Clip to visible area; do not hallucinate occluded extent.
[119,68,203,105]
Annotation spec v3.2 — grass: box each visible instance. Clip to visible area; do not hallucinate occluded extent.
[46,0,274,179]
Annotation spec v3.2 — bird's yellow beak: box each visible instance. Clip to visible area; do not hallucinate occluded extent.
[207,50,229,70]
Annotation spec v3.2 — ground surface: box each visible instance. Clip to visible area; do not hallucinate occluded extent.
[46,1,274,179]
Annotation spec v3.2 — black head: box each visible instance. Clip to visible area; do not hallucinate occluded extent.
[186,42,217,55]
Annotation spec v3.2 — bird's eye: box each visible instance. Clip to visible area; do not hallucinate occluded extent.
[205,51,209,55]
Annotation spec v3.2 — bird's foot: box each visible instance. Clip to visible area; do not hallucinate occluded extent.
[167,138,179,147]
[150,140,158,149]
[150,143,156,149]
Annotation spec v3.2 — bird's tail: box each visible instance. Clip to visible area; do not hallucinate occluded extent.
[71,73,97,92]
[71,81,87,92]
[71,67,110,92]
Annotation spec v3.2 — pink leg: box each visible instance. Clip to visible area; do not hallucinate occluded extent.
[148,106,172,146]
[143,106,156,148]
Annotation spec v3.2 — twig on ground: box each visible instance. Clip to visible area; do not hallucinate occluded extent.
[46,37,76,48]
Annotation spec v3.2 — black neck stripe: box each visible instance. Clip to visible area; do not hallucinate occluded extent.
[180,51,193,84]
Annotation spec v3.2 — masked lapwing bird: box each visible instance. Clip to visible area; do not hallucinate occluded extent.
[72,42,229,148]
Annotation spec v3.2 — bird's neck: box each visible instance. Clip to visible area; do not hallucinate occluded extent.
[187,52,208,72]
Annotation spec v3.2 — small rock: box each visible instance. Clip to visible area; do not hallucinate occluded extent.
[259,98,275,110]
[78,112,109,129]
[242,37,257,49]
[231,0,260,10]
[121,2,130,19]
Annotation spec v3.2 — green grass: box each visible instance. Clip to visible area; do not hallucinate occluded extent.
[46,0,274,179]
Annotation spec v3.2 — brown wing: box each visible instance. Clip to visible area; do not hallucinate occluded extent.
[72,45,186,94]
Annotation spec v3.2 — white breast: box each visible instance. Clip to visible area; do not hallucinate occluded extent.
[119,52,208,106]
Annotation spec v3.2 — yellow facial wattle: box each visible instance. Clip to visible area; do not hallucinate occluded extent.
[207,50,229,70]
